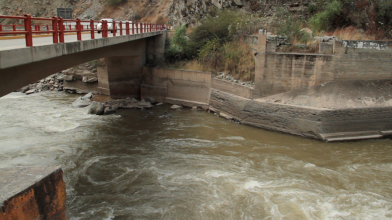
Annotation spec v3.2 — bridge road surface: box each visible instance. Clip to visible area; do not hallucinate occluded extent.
[0,32,119,51]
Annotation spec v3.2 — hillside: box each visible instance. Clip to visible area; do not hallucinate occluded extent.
[0,0,309,25]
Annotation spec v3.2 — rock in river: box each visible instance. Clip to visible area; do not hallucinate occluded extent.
[88,101,104,115]
[170,104,182,110]
[72,97,91,108]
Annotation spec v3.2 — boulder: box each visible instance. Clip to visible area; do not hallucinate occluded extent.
[125,97,138,104]
[112,104,120,110]
[170,104,182,110]
[155,102,163,106]
[191,106,198,111]
[137,100,153,109]
[82,77,98,83]
[144,97,157,104]
[72,97,91,108]
[83,92,93,100]
[88,101,105,115]
[25,89,36,95]
[104,107,116,115]
[63,75,74,82]
[20,86,29,93]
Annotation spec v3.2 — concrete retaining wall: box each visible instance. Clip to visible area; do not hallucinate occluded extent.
[141,67,211,104]
[253,32,392,98]
[209,89,392,141]
[254,52,334,98]
[0,167,66,220]
[211,78,253,99]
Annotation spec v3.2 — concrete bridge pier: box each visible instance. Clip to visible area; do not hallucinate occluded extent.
[98,33,166,99]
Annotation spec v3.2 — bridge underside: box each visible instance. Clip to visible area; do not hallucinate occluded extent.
[0,32,166,98]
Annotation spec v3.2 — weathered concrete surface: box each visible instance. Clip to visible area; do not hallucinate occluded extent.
[0,31,165,97]
[253,31,392,98]
[210,89,392,142]
[211,78,253,99]
[166,97,209,109]
[106,56,142,99]
[0,167,66,220]
[141,67,212,104]
[257,79,392,109]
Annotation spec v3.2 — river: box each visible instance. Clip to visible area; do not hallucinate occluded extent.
[0,91,391,219]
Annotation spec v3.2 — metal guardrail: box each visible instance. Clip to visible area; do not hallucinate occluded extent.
[0,14,167,47]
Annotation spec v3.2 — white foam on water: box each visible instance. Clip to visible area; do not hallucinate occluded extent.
[220,136,245,141]
[205,170,233,178]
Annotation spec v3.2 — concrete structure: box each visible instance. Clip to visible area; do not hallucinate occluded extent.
[138,32,392,142]
[253,30,392,98]
[0,167,66,220]
[0,31,166,98]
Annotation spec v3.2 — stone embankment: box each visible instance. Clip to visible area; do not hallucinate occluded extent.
[18,73,65,95]
[213,72,254,89]
[62,62,99,94]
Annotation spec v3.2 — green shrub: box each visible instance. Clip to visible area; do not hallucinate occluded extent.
[309,0,392,38]
[310,0,344,31]
[164,25,188,63]
[271,7,310,43]
[198,38,222,69]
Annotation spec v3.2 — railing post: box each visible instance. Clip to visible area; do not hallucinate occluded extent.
[103,20,108,38]
[38,25,41,35]
[46,24,49,34]
[0,24,3,36]
[132,22,134,34]
[24,14,33,47]
[126,22,130,35]
[135,23,138,34]
[12,24,16,36]
[76,18,82,41]
[58,17,65,43]
[52,17,58,43]
[140,22,143,33]
[90,19,95,39]
[113,20,116,36]
[119,21,123,35]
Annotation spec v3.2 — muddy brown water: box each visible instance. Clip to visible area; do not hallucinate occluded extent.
[0,92,391,219]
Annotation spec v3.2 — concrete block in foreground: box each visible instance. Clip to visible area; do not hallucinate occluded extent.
[0,167,67,220]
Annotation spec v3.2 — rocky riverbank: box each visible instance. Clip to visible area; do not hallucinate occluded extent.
[18,73,65,95]
[212,72,255,89]
[71,93,166,116]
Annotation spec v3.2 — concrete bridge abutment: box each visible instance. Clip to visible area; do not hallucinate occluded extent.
[95,33,166,99]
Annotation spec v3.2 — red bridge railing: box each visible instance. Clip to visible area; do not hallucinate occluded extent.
[0,14,166,47]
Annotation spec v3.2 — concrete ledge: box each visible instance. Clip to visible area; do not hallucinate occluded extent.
[210,89,392,141]
[0,167,66,220]
[165,97,209,108]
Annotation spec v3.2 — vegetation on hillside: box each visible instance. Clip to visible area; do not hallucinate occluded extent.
[165,10,263,81]
[309,0,392,39]
[163,1,392,80]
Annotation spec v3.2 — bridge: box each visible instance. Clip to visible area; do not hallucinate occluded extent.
[0,15,167,98]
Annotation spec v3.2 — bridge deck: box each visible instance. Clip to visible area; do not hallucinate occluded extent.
[0,33,117,51]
